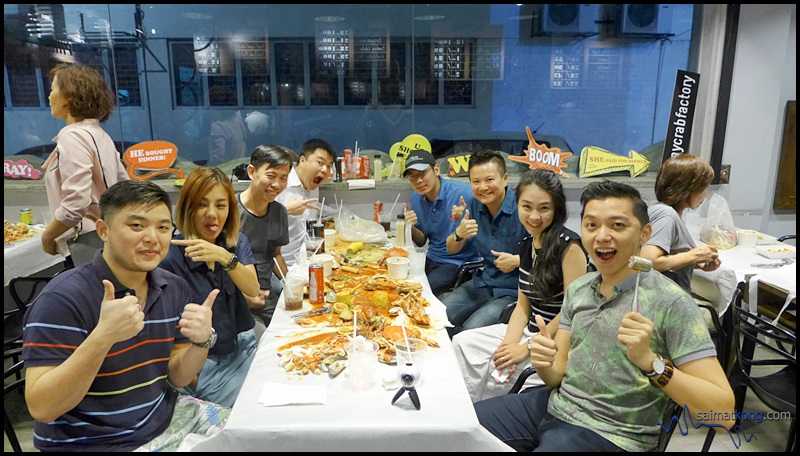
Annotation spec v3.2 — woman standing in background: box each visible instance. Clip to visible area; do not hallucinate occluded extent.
[41,63,128,267]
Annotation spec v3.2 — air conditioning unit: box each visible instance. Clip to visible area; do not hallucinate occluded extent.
[540,4,599,35]
[617,4,672,35]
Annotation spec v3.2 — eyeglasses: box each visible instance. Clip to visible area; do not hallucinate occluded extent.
[406,167,432,182]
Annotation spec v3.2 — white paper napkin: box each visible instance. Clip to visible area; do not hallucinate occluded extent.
[347,179,376,190]
[258,382,328,407]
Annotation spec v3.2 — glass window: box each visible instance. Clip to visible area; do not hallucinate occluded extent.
[4,4,704,173]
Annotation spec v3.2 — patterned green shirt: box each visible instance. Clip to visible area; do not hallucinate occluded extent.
[548,270,716,452]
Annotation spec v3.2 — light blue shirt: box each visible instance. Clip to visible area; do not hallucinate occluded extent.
[410,176,481,266]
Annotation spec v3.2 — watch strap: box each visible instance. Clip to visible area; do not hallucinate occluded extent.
[453,231,463,242]
[193,327,216,349]
[649,359,675,388]
[641,353,663,378]
[223,253,238,271]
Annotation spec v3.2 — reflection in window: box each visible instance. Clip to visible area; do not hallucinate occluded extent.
[171,41,203,107]
[275,42,305,106]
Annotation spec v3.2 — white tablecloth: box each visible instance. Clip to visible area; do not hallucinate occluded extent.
[4,225,64,287]
[693,244,796,318]
[189,263,513,452]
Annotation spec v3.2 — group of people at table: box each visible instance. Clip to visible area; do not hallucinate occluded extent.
[20,63,735,452]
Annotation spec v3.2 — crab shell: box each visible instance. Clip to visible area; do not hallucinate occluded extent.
[379,247,409,266]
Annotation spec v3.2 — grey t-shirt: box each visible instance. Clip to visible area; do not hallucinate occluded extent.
[644,202,696,293]
[237,194,290,290]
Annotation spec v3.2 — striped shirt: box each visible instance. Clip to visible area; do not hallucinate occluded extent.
[22,252,194,451]
[518,227,587,332]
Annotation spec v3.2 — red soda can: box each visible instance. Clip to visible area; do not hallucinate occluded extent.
[359,155,371,179]
[373,200,383,223]
[343,149,353,180]
[309,263,325,305]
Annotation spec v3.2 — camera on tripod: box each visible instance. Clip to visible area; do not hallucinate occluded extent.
[398,362,420,388]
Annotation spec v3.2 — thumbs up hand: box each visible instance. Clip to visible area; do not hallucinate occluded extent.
[491,250,519,273]
[528,314,558,369]
[180,289,219,345]
[455,209,479,241]
[97,279,145,343]
[451,196,467,221]
[404,202,418,226]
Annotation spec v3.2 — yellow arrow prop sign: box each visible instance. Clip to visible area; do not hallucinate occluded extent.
[578,146,650,178]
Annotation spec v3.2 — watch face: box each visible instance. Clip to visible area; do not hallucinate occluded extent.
[653,357,666,375]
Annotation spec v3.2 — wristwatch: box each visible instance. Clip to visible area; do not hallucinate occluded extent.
[193,327,217,349]
[642,353,674,388]
[453,230,464,242]
[223,253,239,272]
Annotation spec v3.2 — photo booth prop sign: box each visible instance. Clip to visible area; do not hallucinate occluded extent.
[508,126,573,177]
[578,146,650,178]
[4,159,42,179]
[387,134,431,178]
[123,141,184,181]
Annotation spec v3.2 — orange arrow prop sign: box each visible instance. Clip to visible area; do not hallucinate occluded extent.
[578,146,650,178]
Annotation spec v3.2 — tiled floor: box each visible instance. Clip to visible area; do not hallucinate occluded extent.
[5,346,793,452]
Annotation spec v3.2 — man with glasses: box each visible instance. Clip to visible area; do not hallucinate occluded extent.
[402,149,481,297]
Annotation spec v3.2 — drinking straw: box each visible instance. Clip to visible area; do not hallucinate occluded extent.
[388,192,402,216]
[317,197,325,225]
[337,201,344,225]
[334,193,339,211]
[273,258,293,301]
[353,308,358,339]
[354,141,359,159]
[312,238,323,255]
[398,310,413,364]
[389,156,398,178]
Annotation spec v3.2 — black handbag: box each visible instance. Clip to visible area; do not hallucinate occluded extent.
[65,129,109,267]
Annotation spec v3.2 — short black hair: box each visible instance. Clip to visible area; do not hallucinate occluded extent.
[468,149,506,176]
[250,144,295,171]
[580,180,649,227]
[300,138,336,162]
[100,180,171,221]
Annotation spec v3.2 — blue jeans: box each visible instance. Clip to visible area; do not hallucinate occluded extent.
[425,258,460,297]
[442,279,515,331]
[475,387,624,452]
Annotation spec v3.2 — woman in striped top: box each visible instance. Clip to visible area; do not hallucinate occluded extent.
[452,169,590,402]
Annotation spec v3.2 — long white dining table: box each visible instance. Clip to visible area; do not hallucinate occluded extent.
[189,257,513,452]
[4,225,64,287]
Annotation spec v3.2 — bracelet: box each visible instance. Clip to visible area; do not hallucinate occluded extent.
[453,231,464,242]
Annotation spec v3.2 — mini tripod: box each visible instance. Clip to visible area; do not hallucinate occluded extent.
[391,362,421,410]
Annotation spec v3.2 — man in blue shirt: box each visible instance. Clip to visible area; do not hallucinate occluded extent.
[403,149,481,297]
[444,149,526,333]
[22,180,224,451]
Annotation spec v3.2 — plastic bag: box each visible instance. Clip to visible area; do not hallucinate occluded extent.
[337,214,388,244]
[699,194,737,249]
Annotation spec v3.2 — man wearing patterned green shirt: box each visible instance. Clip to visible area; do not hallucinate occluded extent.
[474,181,734,452]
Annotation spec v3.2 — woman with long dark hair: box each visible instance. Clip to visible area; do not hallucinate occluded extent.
[452,169,590,402]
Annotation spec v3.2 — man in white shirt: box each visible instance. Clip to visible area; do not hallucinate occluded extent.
[275,138,336,267]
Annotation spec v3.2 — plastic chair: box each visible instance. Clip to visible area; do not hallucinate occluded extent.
[4,349,26,452]
[446,259,483,293]
[701,293,797,452]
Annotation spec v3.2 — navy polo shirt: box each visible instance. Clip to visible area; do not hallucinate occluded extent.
[410,176,481,266]
[22,251,193,451]
[466,186,527,298]
[160,232,256,357]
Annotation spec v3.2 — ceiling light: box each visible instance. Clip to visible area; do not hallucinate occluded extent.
[315,16,345,23]
[181,12,213,20]
[414,15,445,21]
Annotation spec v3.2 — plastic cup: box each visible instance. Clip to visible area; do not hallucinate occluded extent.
[377,212,391,231]
[310,253,334,277]
[409,246,427,276]
[386,256,410,279]
[345,339,379,391]
[306,236,324,254]
[324,229,337,252]
[284,277,306,311]
[394,338,428,384]
[41,211,52,226]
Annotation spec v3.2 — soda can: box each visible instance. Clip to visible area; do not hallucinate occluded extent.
[20,208,34,225]
[373,200,383,223]
[358,155,371,179]
[334,157,343,182]
[343,149,353,180]
[309,263,325,305]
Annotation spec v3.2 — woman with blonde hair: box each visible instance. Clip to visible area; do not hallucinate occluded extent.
[161,167,260,407]
[641,154,721,293]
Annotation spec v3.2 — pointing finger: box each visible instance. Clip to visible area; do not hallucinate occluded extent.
[202,289,220,308]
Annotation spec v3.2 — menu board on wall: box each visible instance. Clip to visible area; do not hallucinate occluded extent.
[470,37,504,80]
[234,36,269,74]
[586,47,622,88]
[194,34,221,74]
[353,34,389,77]
[551,48,583,89]
[316,26,351,73]
[433,38,467,80]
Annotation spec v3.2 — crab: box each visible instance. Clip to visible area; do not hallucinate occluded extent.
[378,247,408,266]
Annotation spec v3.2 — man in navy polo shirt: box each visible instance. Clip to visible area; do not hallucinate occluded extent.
[22,180,224,451]
[403,149,481,297]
